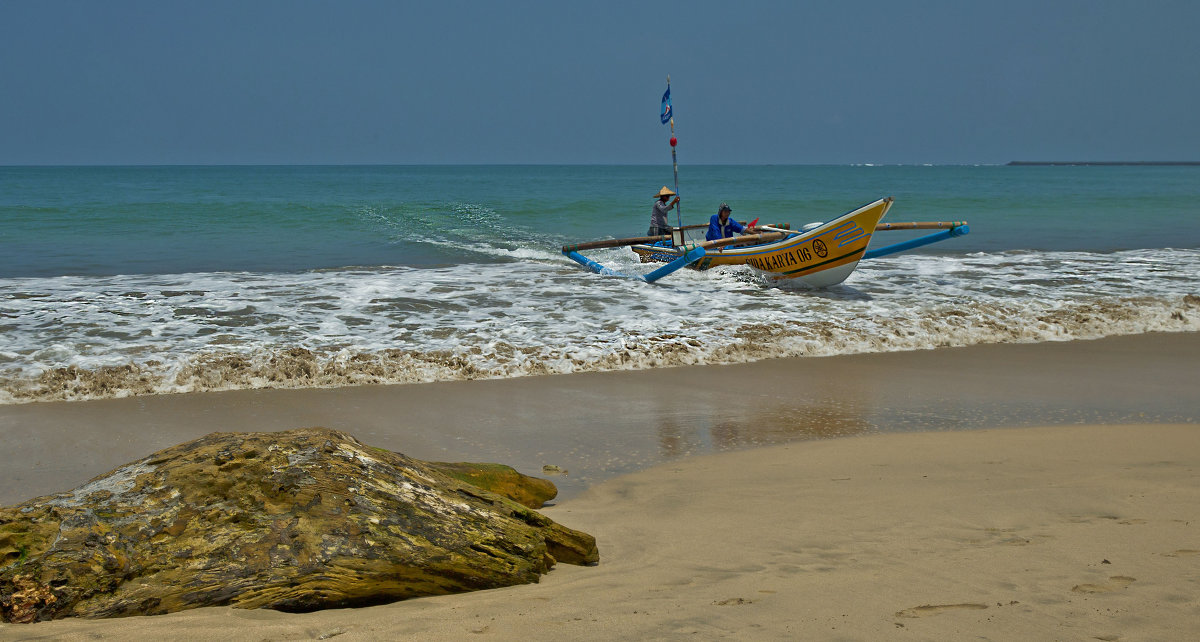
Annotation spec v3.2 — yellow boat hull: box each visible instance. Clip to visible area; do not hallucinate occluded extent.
[631,197,894,288]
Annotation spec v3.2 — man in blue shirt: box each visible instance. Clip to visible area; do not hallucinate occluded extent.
[706,202,748,241]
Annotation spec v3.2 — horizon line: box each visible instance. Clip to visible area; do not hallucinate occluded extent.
[4,160,1198,169]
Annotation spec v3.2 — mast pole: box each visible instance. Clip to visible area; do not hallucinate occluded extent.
[667,75,681,229]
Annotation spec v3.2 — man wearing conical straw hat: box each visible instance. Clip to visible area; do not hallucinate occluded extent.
[649,186,680,237]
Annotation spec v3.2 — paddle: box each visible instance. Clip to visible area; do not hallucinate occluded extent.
[700,230,789,250]
[875,221,968,231]
[758,225,793,235]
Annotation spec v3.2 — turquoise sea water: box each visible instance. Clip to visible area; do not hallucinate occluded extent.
[3,165,1199,277]
[1,164,1198,403]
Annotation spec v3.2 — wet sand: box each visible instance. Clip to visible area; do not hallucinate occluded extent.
[2,332,1196,506]
[1,333,1198,639]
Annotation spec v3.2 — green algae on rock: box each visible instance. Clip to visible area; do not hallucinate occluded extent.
[425,461,558,509]
[0,427,597,623]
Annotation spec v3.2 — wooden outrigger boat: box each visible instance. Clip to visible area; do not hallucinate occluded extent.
[562,197,970,286]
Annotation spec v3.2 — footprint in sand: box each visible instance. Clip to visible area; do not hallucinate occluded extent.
[1162,549,1199,558]
[1071,576,1136,594]
[895,603,988,618]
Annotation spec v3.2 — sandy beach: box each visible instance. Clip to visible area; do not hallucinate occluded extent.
[2,333,1198,639]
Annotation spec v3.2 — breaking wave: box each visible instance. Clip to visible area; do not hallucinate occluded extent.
[2,249,1198,404]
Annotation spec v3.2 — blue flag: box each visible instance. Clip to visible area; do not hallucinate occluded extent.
[660,86,672,124]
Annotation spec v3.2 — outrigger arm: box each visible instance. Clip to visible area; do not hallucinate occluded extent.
[561,231,708,283]
[563,245,707,283]
[862,222,970,260]
[759,221,971,261]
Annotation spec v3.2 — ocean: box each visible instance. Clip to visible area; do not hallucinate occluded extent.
[2,164,1198,405]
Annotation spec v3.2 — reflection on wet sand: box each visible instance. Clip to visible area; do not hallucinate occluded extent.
[659,396,874,459]
[708,401,874,449]
[655,417,693,459]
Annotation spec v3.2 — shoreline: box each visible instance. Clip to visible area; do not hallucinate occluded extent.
[0,333,1196,638]
[2,332,1197,507]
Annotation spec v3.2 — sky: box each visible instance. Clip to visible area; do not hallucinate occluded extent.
[2,0,1198,165]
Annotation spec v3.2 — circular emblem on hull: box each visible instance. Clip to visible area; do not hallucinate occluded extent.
[813,239,828,258]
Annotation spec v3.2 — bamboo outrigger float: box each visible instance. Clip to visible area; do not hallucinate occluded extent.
[562,197,970,286]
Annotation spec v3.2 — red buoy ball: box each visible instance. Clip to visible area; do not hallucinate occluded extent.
[670,136,678,147]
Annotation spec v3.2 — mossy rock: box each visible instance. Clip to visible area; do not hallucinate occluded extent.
[0,427,597,623]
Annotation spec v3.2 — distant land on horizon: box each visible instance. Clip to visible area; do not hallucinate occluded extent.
[1007,161,1200,166]
[4,161,1200,168]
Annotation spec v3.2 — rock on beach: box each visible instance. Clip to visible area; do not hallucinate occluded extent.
[0,427,597,623]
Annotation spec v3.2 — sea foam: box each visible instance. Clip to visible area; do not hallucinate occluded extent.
[1,248,1197,404]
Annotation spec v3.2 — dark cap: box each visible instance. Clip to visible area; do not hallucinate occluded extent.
[718,202,732,213]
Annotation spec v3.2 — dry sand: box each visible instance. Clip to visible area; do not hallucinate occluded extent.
[4,425,1197,641]
[1,334,1198,640]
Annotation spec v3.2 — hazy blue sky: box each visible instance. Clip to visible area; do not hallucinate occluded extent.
[2,1,1197,165]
